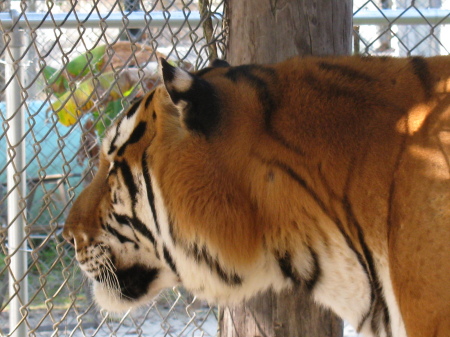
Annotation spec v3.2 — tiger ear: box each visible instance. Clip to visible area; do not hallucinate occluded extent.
[159,58,219,137]
[211,59,230,68]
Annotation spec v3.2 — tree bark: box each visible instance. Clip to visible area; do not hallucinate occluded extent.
[219,0,352,336]
[225,0,352,65]
[220,284,344,337]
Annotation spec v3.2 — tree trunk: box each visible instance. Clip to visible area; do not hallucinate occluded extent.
[219,0,352,336]
[220,285,344,337]
[225,0,352,65]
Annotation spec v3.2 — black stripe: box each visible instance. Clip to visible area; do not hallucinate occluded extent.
[130,216,157,247]
[225,64,276,81]
[126,99,142,118]
[277,251,301,285]
[337,149,391,335]
[369,296,392,337]
[117,160,138,207]
[112,212,134,228]
[265,159,330,219]
[318,62,375,83]
[277,248,321,291]
[112,212,128,224]
[163,246,178,275]
[144,91,155,109]
[305,247,321,291]
[259,157,375,322]
[142,151,160,234]
[104,223,136,245]
[303,70,366,103]
[213,260,242,286]
[211,59,230,68]
[225,65,277,129]
[117,121,147,156]
[195,59,229,77]
[410,56,432,100]
[189,243,242,286]
[113,211,157,247]
[126,121,147,144]
[195,66,216,77]
[383,301,392,337]
[225,66,306,157]
[343,197,391,336]
[107,118,124,155]
[168,216,178,244]
[111,190,119,205]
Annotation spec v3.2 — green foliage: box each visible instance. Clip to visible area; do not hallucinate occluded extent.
[43,43,139,134]
[65,45,106,78]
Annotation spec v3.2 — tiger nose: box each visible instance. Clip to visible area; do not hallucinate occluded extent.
[62,223,96,249]
[62,228,75,246]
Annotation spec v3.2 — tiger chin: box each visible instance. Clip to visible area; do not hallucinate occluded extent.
[63,55,450,337]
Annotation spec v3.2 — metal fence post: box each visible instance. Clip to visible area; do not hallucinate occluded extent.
[5,9,28,337]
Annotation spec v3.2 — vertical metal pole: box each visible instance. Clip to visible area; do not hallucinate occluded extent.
[5,10,28,337]
[22,0,37,99]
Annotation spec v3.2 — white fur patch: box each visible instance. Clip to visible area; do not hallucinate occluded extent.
[102,111,138,160]
[378,259,407,337]
[172,67,193,93]
[311,230,372,334]
[158,59,193,93]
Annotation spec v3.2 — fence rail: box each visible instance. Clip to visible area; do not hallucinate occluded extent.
[3,7,448,30]
[353,8,450,25]
[0,1,449,337]
[0,11,205,29]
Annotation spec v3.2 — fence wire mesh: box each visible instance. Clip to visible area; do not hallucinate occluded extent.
[0,1,224,336]
[354,0,450,55]
[0,1,448,337]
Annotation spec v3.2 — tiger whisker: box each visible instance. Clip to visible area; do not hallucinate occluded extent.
[97,245,126,300]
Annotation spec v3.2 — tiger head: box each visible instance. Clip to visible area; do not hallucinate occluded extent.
[62,59,283,313]
[61,90,180,312]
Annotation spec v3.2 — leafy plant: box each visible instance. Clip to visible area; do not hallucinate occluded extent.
[45,41,164,135]
[44,41,193,178]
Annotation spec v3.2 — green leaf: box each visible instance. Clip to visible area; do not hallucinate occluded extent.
[52,79,96,126]
[96,99,124,136]
[52,70,137,127]
[43,65,68,97]
[123,86,136,97]
[66,45,106,78]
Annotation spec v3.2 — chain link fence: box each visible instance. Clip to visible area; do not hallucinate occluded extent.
[354,0,450,55]
[0,1,224,336]
[0,1,449,337]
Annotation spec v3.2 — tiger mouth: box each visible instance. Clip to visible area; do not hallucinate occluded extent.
[77,244,160,300]
[94,264,160,300]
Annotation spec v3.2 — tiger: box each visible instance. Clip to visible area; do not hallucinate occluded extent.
[63,55,450,337]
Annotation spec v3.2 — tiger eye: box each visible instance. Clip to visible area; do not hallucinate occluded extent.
[267,170,275,182]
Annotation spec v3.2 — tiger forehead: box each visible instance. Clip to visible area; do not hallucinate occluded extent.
[102,90,157,161]
[102,63,277,161]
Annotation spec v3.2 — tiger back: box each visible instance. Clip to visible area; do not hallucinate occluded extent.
[63,55,450,337]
